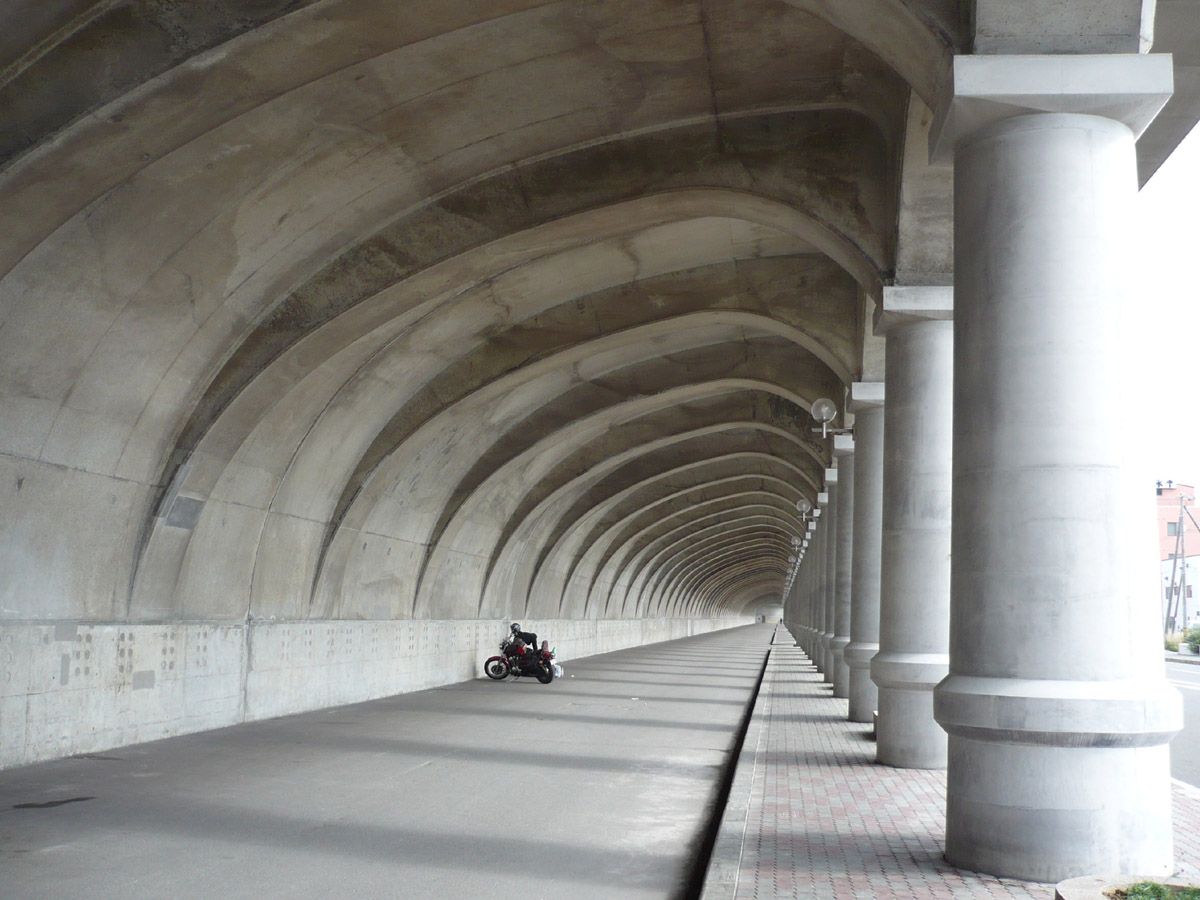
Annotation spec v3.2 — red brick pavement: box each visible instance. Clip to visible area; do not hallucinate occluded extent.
[731,638,1200,900]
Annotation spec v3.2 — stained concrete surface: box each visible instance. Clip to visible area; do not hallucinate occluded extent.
[0,625,772,900]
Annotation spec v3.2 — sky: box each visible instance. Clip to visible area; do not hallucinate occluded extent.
[1136,120,1200,489]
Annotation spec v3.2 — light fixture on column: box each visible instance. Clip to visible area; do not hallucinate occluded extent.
[811,397,837,437]
[810,397,854,439]
[796,496,813,523]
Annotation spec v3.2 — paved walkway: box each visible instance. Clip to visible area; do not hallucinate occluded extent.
[0,625,773,900]
[705,629,1200,900]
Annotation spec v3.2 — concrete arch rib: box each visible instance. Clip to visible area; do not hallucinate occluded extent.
[159,182,866,526]
[317,300,854,563]
[644,527,795,615]
[484,423,823,617]
[639,517,799,606]
[32,109,883,538]
[351,329,827,548]
[518,459,812,610]
[706,566,788,611]
[666,545,789,617]
[0,0,913,280]
[299,319,838,623]
[576,490,805,620]
[599,496,804,619]
[670,552,787,616]
[323,377,824,622]
[776,0,957,108]
[700,569,786,616]
[657,548,785,617]
[134,246,846,618]
[660,542,789,618]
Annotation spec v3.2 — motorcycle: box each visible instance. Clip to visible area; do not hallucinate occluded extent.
[484,636,557,684]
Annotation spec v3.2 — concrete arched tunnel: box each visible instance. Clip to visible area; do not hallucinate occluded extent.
[2,0,1199,886]
[1,0,891,764]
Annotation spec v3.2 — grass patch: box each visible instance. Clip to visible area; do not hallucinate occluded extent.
[1107,883,1200,900]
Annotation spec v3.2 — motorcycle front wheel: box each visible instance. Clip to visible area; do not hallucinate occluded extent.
[536,662,554,684]
[484,657,510,680]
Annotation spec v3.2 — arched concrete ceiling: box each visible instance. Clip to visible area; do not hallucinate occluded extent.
[1,0,1194,624]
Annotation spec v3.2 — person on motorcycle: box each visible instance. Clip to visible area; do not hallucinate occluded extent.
[510,622,539,655]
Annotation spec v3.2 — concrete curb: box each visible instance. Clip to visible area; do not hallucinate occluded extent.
[1167,653,1200,666]
[697,633,778,899]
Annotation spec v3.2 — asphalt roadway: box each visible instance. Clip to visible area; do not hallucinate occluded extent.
[1169,658,1200,788]
[0,624,774,900]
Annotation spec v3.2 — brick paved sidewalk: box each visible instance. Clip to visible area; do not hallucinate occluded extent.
[710,633,1200,900]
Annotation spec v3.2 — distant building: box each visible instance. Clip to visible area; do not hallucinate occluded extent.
[1157,480,1200,630]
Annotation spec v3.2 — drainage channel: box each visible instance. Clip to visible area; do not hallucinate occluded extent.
[681,624,777,900]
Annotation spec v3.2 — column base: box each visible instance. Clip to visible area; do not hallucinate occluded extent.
[875,687,945,768]
[831,636,850,698]
[871,651,948,768]
[937,675,1182,880]
[820,633,834,682]
[945,737,1174,882]
[844,641,878,722]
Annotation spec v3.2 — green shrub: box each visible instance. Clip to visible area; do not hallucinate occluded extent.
[1111,883,1200,900]
[1166,639,1180,652]
[1124,884,1170,900]
[1187,626,1200,653]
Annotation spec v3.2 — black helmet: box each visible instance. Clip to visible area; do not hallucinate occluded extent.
[510,622,521,634]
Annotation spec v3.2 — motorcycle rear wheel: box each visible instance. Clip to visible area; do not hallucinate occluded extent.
[536,662,554,684]
[484,657,510,680]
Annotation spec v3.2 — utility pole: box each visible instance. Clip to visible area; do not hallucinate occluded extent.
[1166,500,1183,636]
[1164,494,1199,635]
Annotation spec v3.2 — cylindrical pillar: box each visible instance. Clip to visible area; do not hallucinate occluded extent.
[817,489,834,681]
[934,56,1181,881]
[803,545,811,655]
[822,477,839,679]
[845,383,884,723]
[806,542,815,658]
[831,438,854,698]
[871,302,952,768]
[806,520,816,662]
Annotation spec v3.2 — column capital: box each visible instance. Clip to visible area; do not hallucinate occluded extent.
[874,285,954,334]
[929,53,1173,163]
[833,433,855,457]
[824,467,838,485]
[817,491,830,507]
[849,382,885,413]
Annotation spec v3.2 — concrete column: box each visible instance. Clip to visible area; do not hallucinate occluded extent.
[806,519,820,663]
[871,287,953,768]
[831,437,854,698]
[822,476,839,679]
[845,383,884,722]
[816,490,834,682]
[801,535,811,657]
[930,55,1181,881]
[794,540,805,651]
